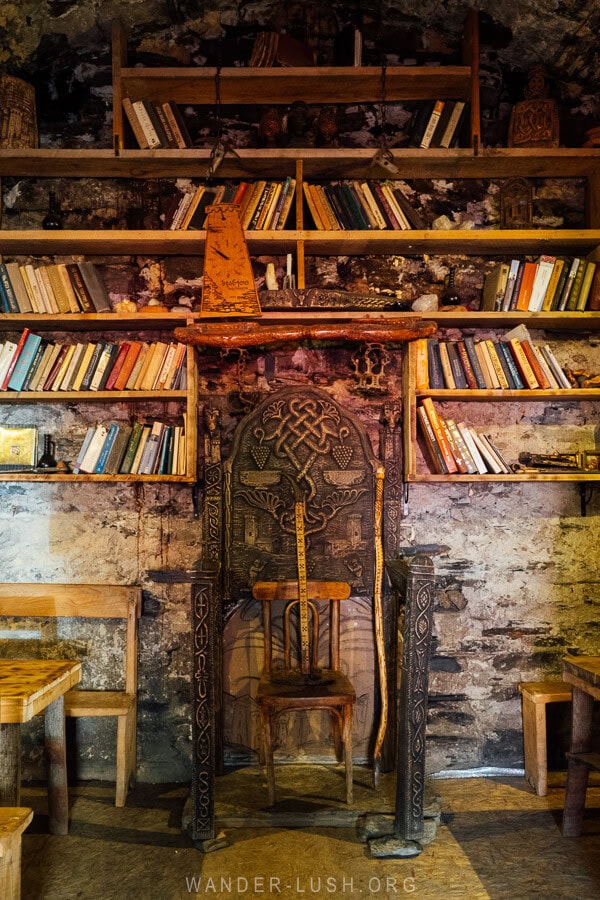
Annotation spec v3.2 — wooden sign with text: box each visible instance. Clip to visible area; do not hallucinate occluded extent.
[201,203,262,318]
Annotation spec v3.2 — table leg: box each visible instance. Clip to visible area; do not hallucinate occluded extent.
[45,695,69,835]
[0,723,21,806]
[562,686,594,837]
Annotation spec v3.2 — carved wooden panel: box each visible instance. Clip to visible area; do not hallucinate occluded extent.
[223,386,379,615]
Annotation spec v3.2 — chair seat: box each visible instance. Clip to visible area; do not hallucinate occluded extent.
[64,690,135,717]
[257,669,355,707]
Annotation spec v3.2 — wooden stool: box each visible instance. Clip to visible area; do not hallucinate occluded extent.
[561,656,600,836]
[0,808,33,900]
[518,681,572,796]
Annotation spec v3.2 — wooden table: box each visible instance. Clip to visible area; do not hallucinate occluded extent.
[0,660,81,835]
[561,655,600,836]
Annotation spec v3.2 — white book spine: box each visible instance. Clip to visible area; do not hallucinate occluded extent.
[131,100,162,149]
[458,423,487,474]
[79,425,110,474]
[440,100,465,148]
[420,101,444,149]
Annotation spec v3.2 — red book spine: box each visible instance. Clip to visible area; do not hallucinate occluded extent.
[455,341,478,389]
[520,340,551,390]
[372,184,402,230]
[1,328,30,390]
[42,346,68,391]
[105,343,131,390]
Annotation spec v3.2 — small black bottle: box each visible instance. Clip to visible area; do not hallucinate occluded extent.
[42,192,63,230]
[37,434,57,469]
[441,266,461,307]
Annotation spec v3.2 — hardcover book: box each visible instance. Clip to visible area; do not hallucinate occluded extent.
[0,426,38,471]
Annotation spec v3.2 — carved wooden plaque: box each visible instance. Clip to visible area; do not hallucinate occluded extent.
[223,386,379,611]
[201,203,262,318]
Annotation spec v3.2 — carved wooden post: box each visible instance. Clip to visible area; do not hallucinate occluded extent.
[202,407,224,773]
[390,555,435,841]
[189,563,221,849]
[378,402,403,772]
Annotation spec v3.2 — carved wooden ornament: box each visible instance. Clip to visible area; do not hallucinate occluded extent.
[201,203,262,318]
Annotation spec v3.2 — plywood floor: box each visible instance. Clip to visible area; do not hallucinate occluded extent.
[20,768,600,900]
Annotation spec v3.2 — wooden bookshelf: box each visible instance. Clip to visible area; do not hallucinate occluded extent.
[403,340,600,484]
[0,473,196,482]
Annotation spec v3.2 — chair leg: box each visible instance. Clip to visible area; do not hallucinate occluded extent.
[562,687,594,837]
[342,704,353,805]
[330,710,343,763]
[521,694,547,796]
[260,706,276,807]
[115,710,135,808]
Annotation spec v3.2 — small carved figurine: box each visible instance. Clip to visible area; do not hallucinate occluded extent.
[500,177,533,229]
[315,106,339,147]
[258,106,284,147]
[508,67,559,148]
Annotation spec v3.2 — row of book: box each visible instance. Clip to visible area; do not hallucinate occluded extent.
[0,261,111,315]
[482,256,600,313]
[415,331,573,392]
[0,329,187,394]
[418,398,513,475]
[408,99,467,149]
[303,180,425,231]
[122,98,193,150]
[165,176,296,231]
[73,420,187,476]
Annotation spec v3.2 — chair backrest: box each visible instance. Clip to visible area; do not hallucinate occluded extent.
[0,583,142,693]
[251,580,351,674]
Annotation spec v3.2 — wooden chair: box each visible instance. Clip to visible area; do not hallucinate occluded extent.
[518,681,572,796]
[251,580,355,806]
[0,808,33,900]
[0,583,141,807]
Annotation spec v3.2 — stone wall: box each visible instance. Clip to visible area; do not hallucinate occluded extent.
[1,3,599,782]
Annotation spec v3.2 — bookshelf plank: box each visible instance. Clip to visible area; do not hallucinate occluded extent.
[0,229,598,257]
[0,391,187,403]
[1,148,599,179]
[119,65,472,106]
[418,389,600,401]
[407,473,600,483]
[0,474,196,482]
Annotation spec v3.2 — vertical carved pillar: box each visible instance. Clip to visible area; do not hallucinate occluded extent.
[379,402,403,772]
[389,555,435,841]
[202,408,224,773]
[190,566,220,845]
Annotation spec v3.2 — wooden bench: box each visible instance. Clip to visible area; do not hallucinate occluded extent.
[518,681,573,796]
[0,583,141,807]
[0,808,33,900]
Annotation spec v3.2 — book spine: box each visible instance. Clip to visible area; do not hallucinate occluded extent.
[21,340,47,391]
[458,423,487,474]
[417,405,447,474]
[509,262,525,311]
[132,100,162,149]
[485,340,510,389]
[520,340,551,389]
[1,328,30,390]
[541,258,564,311]
[420,100,444,149]
[440,100,465,148]
[446,343,468,389]
[80,342,105,391]
[463,336,487,388]
[441,417,468,473]
[558,258,580,310]
[497,342,524,389]
[0,265,20,313]
[494,342,517,389]
[415,339,429,391]
[371,183,401,229]
[438,342,456,389]
[455,341,478,389]
[566,257,587,310]
[421,398,458,473]
[162,101,190,149]
[119,422,144,474]
[94,424,120,474]
[122,97,149,149]
[508,339,539,389]
[576,261,596,310]
[7,334,43,390]
[66,265,94,313]
[427,338,444,389]
[446,419,478,474]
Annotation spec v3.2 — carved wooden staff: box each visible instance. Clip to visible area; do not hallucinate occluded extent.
[174,318,437,350]
[372,466,387,787]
